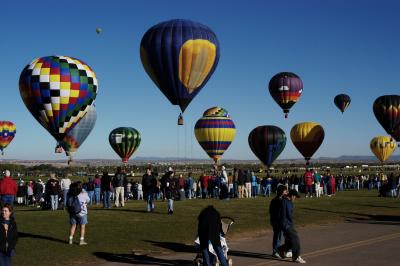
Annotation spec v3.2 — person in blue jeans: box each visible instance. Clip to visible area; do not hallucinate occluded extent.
[198,205,228,266]
[94,174,101,205]
[100,172,112,208]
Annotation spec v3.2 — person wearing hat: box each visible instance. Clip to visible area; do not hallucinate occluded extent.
[0,171,17,206]
[278,189,306,263]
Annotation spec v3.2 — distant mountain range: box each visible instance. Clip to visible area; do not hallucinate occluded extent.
[1,155,399,167]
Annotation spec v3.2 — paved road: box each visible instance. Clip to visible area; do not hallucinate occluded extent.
[98,220,400,266]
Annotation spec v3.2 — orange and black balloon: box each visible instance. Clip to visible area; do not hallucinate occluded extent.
[269,72,303,118]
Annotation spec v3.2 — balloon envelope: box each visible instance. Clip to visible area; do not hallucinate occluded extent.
[373,95,400,137]
[109,127,141,163]
[334,94,351,113]
[140,19,220,114]
[248,125,286,167]
[194,107,235,163]
[96,28,102,34]
[290,122,324,164]
[269,72,303,118]
[370,136,396,163]
[60,105,97,158]
[0,121,16,154]
[19,56,98,142]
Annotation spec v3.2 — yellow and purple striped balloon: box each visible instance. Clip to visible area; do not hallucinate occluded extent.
[194,107,236,163]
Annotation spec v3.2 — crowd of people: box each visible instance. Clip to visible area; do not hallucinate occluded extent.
[5,167,400,213]
[0,166,399,265]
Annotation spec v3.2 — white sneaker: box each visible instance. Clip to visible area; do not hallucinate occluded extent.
[68,238,73,245]
[293,256,306,263]
[285,251,293,258]
[79,240,88,245]
[273,252,282,259]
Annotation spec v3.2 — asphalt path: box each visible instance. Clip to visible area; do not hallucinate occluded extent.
[99,219,400,266]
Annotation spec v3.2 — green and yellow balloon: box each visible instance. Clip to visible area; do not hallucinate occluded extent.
[109,127,141,163]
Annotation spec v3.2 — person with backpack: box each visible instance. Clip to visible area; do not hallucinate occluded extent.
[142,167,156,212]
[67,182,90,245]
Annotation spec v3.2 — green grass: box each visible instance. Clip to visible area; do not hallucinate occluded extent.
[14,190,400,265]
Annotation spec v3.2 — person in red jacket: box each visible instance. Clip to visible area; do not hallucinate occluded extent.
[303,169,314,198]
[0,170,18,206]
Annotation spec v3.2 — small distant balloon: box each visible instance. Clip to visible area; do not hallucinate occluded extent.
[334,94,351,113]
[96,28,102,34]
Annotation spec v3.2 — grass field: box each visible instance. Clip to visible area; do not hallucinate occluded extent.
[14,190,400,265]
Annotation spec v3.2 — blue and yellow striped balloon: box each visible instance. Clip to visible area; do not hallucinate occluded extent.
[194,107,236,163]
[140,19,220,114]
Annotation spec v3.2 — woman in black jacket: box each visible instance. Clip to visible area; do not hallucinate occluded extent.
[0,203,18,266]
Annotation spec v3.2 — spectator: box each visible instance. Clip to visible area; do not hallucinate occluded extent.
[101,172,112,208]
[0,171,17,206]
[67,182,90,245]
[60,175,72,209]
[0,204,18,265]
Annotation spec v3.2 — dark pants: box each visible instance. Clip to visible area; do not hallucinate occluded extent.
[279,226,301,260]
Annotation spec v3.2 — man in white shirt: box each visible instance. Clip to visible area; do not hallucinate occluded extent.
[60,176,72,209]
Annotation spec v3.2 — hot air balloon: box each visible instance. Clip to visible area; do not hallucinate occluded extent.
[19,56,98,150]
[194,107,235,164]
[373,95,400,138]
[140,19,220,125]
[109,127,141,163]
[334,94,351,113]
[0,121,16,155]
[248,126,286,167]
[269,72,303,118]
[96,28,102,34]
[370,136,396,163]
[60,105,97,162]
[290,122,324,165]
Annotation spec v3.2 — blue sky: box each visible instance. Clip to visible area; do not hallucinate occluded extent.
[1,0,399,161]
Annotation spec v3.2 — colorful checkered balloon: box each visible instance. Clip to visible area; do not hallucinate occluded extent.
[0,121,16,155]
[19,55,98,142]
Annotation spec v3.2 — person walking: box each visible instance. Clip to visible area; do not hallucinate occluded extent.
[237,169,245,199]
[113,167,126,207]
[269,185,288,258]
[142,167,156,212]
[278,189,306,263]
[67,182,90,245]
[165,171,175,214]
[101,172,112,208]
[197,205,228,266]
[0,171,17,206]
[0,204,18,266]
[60,175,72,209]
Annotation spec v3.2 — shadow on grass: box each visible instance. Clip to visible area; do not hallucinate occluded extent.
[145,240,196,253]
[302,207,400,225]
[356,204,400,209]
[91,208,168,214]
[93,251,192,265]
[19,232,66,244]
